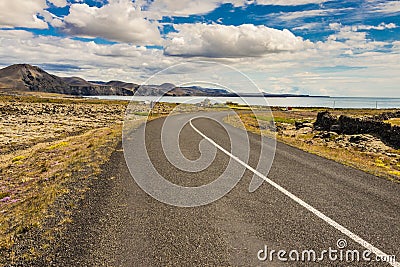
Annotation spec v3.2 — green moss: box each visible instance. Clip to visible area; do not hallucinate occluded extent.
[12,156,26,163]
[253,115,297,124]
[133,112,149,116]
[0,192,10,199]
[47,141,69,150]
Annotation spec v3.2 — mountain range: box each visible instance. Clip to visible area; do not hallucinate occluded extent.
[0,64,229,97]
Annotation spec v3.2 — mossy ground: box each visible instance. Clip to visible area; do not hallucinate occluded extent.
[0,125,122,264]
[0,94,220,264]
[0,95,134,264]
[225,108,400,183]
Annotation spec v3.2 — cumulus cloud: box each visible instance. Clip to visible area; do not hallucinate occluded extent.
[0,1,399,97]
[59,0,162,45]
[0,29,174,81]
[323,26,388,54]
[326,22,394,53]
[0,27,399,97]
[0,0,48,29]
[164,23,312,58]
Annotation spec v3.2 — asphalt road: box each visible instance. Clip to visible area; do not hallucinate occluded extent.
[54,112,399,266]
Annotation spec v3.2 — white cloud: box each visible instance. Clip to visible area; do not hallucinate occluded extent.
[292,22,322,30]
[147,0,227,17]
[0,27,399,97]
[370,1,400,14]
[164,23,312,58]
[325,23,391,53]
[356,22,397,31]
[0,0,399,97]
[331,22,397,32]
[146,0,329,17]
[59,0,162,45]
[256,0,328,5]
[0,0,48,29]
[393,41,400,49]
[48,0,67,7]
[329,22,342,31]
[0,29,175,82]
[278,8,352,20]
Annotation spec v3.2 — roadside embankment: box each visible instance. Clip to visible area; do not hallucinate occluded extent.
[225,108,400,182]
[314,111,400,149]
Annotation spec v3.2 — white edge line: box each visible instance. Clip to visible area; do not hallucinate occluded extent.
[190,119,399,267]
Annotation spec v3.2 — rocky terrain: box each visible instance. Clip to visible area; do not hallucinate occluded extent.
[314,111,400,148]
[0,97,132,157]
[0,94,225,266]
[281,119,395,157]
[0,95,219,159]
[226,109,400,181]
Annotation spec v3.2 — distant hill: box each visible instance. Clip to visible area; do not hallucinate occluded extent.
[105,81,139,91]
[0,64,70,94]
[0,64,230,97]
[61,76,93,87]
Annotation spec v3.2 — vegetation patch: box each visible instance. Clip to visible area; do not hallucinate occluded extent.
[253,115,297,124]
[133,111,150,116]
[384,118,400,126]
[11,156,26,163]
[46,141,69,150]
[0,94,220,265]
[0,125,122,265]
[225,109,400,183]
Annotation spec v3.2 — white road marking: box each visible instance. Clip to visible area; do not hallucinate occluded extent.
[190,119,399,267]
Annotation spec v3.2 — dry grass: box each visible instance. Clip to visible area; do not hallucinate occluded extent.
[0,94,140,264]
[385,118,400,126]
[0,94,222,264]
[0,125,122,258]
[0,93,130,105]
[224,109,400,183]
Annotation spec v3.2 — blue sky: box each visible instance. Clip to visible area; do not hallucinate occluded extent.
[0,0,399,97]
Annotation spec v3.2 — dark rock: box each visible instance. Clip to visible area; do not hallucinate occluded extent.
[373,111,400,121]
[295,121,304,130]
[314,111,338,131]
[349,135,366,143]
[314,111,400,149]
[313,131,338,140]
[330,124,341,132]
[297,121,314,129]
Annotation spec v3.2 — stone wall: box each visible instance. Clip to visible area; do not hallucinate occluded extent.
[314,111,400,149]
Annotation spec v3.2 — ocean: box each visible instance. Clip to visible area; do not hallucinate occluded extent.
[85,96,400,109]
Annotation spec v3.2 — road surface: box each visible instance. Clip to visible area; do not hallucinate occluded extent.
[53,112,399,266]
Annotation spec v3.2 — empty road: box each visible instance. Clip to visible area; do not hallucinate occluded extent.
[53,112,399,266]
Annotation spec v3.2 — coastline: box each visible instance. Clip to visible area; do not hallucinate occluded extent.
[0,94,398,265]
